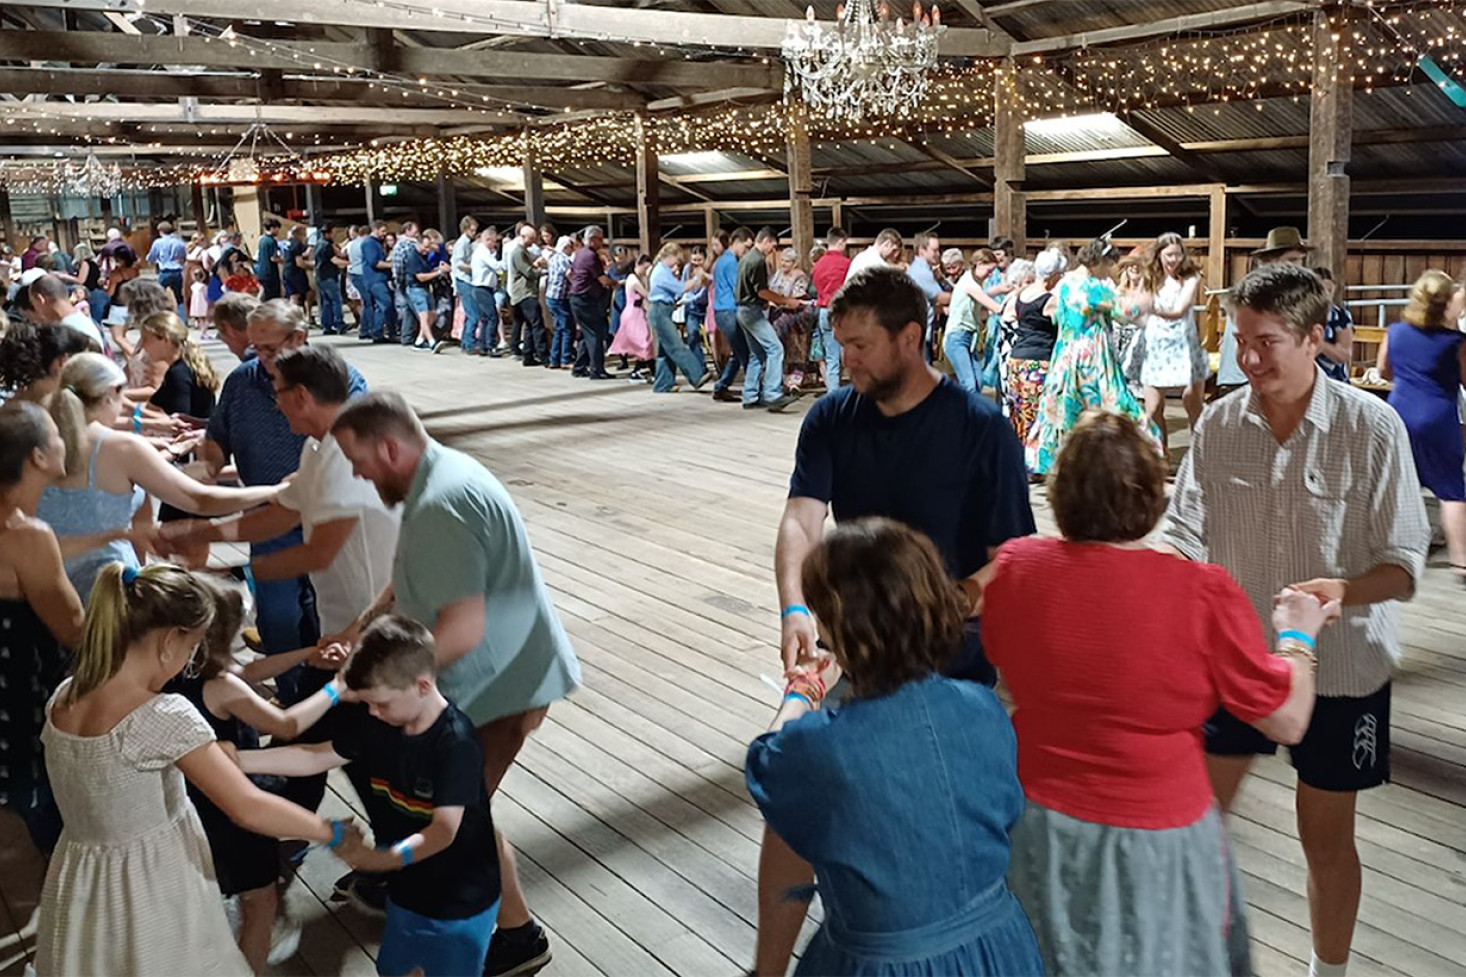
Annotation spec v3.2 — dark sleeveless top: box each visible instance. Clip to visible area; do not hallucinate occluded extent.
[79,260,102,291]
[168,672,260,752]
[1011,292,1058,361]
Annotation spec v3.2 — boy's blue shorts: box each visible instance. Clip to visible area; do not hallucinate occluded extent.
[377,898,499,977]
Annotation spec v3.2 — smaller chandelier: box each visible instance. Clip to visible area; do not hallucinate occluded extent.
[782,1,945,123]
[61,152,123,199]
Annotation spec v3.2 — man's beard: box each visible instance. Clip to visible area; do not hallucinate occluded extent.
[376,477,408,507]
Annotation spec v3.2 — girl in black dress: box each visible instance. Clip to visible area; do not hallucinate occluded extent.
[0,403,85,855]
[167,576,347,973]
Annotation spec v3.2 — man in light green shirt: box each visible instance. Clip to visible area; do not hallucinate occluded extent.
[329,390,578,976]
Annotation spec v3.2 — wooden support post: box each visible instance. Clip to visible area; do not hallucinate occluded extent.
[234,184,262,247]
[1308,4,1353,278]
[831,201,844,231]
[304,183,323,227]
[634,113,660,256]
[704,204,720,243]
[0,185,12,249]
[1207,185,1227,290]
[190,181,209,240]
[993,58,1026,251]
[436,171,456,235]
[521,127,545,228]
[787,104,815,265]
[364,175,377,224]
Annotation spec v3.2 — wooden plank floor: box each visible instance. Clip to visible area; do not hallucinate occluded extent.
[4,334,1465,976]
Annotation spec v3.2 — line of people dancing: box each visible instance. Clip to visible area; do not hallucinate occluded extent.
[1,286,583,977]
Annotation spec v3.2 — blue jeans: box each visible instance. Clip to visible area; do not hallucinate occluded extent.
[714,309,749,392]
[89,287,110,325]
[818,307,843,392]
[735,305,784,405]
[944,328,983,393]
[465,285,498,351]
[546,295,575,366]
[158,268,185,318]
[685,308,708,374]
[570,293,610,375]
[648,301,707,392]
[318,277,343,332]
[396,287,416,345]
[248,529,321,705]
[359,277,392,340]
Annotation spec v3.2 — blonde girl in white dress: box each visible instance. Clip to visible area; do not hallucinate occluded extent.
[37,562,360,977]
[1138,232,1205,453]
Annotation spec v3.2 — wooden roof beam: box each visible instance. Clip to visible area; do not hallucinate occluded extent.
[0,67,645,111]
[0,30,781,89]
[1010,1,1311,56]
[0,101,510,126]
[15,0,1007,57]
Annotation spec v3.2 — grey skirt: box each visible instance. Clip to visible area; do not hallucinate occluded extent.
[1007,802,1253,977]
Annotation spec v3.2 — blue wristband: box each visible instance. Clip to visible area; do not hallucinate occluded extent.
[326,819,345,849]
[322,682,341,706]
[392,839,414,866]
[781,604,811,619]
[132,406,143,434]
[1277,629,1316,649]
[783,691,813,707]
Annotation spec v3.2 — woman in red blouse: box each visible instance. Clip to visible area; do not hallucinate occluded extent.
[983,411,1336,977]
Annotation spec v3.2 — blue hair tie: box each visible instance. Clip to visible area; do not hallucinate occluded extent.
[121,565,140,586]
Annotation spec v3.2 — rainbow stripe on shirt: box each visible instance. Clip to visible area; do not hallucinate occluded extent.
[369,777,434,820]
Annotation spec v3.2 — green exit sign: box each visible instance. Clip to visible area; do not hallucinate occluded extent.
[380,183,399,196]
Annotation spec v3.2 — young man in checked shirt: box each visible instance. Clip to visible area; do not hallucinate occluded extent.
[1160,263,1429,977]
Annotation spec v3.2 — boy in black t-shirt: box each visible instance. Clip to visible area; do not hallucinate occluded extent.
[238,616,501,977]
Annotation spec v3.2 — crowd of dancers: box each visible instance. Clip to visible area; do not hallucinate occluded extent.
[0,209,1463,977]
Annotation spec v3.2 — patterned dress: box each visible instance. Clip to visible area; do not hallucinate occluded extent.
[1027,275,1160,475]
[1139,275,1207,389]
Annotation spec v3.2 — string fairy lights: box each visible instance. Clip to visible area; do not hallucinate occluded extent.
[1,0,1464,192]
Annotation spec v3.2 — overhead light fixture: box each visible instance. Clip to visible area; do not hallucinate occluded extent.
[782,1,945,123]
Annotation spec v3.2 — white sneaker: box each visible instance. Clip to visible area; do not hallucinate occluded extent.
[266,913,303,967]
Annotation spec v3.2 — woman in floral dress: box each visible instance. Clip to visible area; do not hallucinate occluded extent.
[1027,238,1160,476]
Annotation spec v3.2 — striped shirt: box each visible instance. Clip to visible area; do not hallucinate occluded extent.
[1160,366,1429,697]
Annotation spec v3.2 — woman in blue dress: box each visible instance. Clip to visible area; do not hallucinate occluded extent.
[1378,270,1466,578]
[746,518,1043,977]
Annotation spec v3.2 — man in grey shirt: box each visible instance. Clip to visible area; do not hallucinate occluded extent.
[506,222,548,367]
[1161,263,1428,977]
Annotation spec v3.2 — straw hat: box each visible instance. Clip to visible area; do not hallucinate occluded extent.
[1252,226,1310,258]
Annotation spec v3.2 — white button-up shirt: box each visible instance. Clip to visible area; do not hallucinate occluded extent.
[1161,367,1429,697]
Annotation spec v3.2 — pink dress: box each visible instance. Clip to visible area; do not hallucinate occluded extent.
[188,282,209,319]
[609,277,655,359]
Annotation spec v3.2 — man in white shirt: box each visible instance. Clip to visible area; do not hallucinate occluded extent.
[28,273,108,351]
[844,227,905,284]
[162,343,399,641]
[1161,263,1428,977]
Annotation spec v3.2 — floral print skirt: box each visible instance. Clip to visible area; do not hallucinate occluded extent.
[1005,358,1049,459]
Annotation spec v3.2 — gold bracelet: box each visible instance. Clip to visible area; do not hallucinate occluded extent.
[1275,643,1319,671]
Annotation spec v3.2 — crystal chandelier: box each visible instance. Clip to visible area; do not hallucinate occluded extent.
[781,1,946,123]
[61,152,123,199]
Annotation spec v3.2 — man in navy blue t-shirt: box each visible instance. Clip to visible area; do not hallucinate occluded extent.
[756,265,1035,976]
[778,264,1034,681]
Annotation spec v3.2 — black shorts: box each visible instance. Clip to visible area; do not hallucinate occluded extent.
[1204,682,1391,792]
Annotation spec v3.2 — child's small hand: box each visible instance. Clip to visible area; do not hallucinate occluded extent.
[309,643,350,670]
